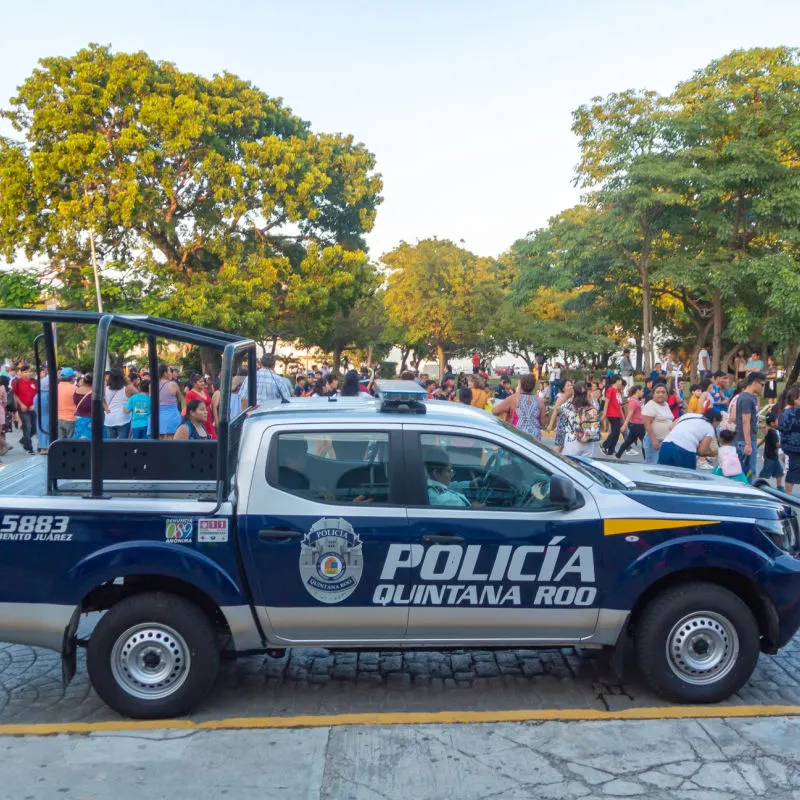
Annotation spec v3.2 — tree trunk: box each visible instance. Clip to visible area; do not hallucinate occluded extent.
[399,347,410,372]
[199,346,220,379]
[721,345,739,375]
[786,350,800,389]
[270,335,278,354]
[332,346,342,373]
[436,341,446,375]
[711,287,723,371]
[688,318,713,381]
[367,345,373,367]
[638,225,654,373]
[635,336,643,373]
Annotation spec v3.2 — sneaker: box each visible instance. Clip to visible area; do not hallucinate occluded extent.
[627,448,639,456]
[698,460,714,470]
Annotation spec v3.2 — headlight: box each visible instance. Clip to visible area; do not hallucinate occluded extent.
[758,517,799,554]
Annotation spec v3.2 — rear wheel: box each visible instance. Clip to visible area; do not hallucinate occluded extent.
[635,582,760,703]
[87,592,219,719]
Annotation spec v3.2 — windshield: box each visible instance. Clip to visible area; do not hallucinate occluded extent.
[498,420,626,489]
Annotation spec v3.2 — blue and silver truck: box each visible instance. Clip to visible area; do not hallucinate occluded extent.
[1,310,800,718]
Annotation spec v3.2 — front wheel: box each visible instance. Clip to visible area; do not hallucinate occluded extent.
[635,582,760,703]
[87,592,220,719]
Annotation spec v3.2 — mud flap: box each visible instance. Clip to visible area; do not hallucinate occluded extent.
[61,607,80,685]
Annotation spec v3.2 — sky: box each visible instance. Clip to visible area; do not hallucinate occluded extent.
[1,0,799,261]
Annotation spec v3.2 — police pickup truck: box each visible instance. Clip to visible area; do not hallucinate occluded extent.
[1,310,800,719]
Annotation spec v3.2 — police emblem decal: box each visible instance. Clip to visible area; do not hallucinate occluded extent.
[299,518,363,604]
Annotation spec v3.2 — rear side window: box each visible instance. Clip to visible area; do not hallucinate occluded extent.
[268,432,392,504]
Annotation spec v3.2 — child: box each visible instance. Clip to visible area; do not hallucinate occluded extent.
[758,413,785,490]
[713,429,749,484]
[687,384,703,414]
[126,379,151,439]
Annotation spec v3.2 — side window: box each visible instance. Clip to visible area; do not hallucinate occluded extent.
[269,432,392,504]
[419,433,553,510]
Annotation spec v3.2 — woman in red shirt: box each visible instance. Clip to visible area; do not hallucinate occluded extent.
[183,373,216,440]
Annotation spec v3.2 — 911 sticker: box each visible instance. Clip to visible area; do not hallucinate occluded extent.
[0,514,72,541]
[198,518,228,543]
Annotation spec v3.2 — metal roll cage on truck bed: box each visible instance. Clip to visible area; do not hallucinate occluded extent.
[0,308,258,499]
[2,308,800,720]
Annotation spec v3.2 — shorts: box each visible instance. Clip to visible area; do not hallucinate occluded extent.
[760,458,784,479]
[158,404,182,435]
[786,454,800,485]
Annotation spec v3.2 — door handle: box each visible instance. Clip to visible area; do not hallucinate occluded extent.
[421,534,465,544]
[258,528,303,541]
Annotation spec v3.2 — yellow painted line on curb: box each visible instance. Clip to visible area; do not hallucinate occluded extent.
[2,704,800,736]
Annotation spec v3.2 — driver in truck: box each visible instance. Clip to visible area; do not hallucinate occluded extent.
[424,447,474,507]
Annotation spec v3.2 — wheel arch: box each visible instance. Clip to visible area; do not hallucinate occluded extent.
[628,567,779,653]
[81,575,232,638]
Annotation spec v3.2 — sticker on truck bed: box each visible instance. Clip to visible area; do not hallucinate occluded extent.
[198,518,228,543]
[0,514,71,541]
[165,518,193,543]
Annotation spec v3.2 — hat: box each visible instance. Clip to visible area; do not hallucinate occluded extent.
[60,367,76,379]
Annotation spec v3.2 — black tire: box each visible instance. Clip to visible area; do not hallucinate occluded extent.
[87,592,220,719]
[635,582,760,704]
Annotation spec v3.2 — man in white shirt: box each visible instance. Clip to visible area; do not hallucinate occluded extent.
[239,354,292,410]
[697,347,711,380]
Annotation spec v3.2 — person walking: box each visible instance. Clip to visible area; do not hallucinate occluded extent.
[174,399,211,441]
[764,356,779,408]
[561,382,601,457]
[126,379,152,439]
[657,409,722,470]
[103,368,131,439]
[619,349,634,381]
[56,367,77,441]
[492,374,545,441]
[616,385,646,460]
[601,375,625,456]
[779,387,800,495]
[36,367,50,453]
[184,373,216,440]
[239,354,291,410]
[73,374,93,439]
[641,384,674,464]
[12,364,37,454]
[733,372,766,481]
[158,364,184,439]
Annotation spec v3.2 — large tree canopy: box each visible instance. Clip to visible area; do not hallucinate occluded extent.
[382,238,501,371]
[0,44,382,344]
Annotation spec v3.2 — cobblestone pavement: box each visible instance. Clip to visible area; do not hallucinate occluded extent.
[2,634,800,724]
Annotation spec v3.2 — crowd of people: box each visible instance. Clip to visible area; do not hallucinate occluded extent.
[3,349,799,493]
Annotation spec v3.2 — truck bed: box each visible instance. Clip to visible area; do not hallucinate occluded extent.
[0,457,218,499]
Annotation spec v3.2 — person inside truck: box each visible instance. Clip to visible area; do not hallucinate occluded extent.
[278,436,311,492]
[424,447,474,508]
[174,399,210,441]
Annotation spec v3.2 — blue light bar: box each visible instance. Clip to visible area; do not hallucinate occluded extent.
[376,380,427,413]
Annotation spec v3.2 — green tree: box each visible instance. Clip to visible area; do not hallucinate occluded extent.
[572,90,684,371]
[0,44,382,342]
[382,239,501,372]
[670,46,800,369]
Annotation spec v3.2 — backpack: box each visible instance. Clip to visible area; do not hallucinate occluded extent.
[779,408,800,454]
[574,405,601,443]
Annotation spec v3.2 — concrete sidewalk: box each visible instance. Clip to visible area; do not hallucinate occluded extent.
[3,714,800,799]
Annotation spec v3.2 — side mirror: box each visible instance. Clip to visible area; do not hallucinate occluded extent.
[549,475,577,509]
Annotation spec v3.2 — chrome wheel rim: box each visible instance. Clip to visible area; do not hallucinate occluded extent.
[666,611,739,685]
[110,623,191,700]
